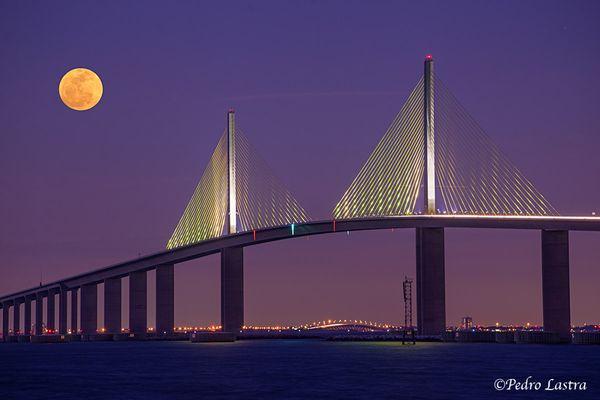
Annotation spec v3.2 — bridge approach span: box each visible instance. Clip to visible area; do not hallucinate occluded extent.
[1,215,598,303]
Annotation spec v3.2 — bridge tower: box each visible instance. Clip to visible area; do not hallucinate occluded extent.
[222,109,244,333]
[423,54,435,215]
[167,109,308,334]
[227,109,237,234]
[416,55,446,337]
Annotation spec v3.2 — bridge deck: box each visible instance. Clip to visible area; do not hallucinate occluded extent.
[1,215,599,303]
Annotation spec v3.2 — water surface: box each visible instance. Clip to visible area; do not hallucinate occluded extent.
[1,340,598,399]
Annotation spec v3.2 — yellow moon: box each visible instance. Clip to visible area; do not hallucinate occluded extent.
[59,68,103,111]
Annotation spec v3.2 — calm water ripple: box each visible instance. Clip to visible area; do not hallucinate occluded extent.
[1,340,599,399]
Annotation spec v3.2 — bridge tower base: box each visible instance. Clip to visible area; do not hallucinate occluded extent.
[542,230,571,342]
[416,227,446,337]
[221,247,244,333]
[156,264,174,335]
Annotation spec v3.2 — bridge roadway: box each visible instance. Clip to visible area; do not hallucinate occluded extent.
[1,215,599,341]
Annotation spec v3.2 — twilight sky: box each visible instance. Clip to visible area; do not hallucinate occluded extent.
[1,0,599,328]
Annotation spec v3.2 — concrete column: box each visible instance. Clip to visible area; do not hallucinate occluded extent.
[221,247,244,333]
[542,230,571,342]
[47,291,56,332]
[104,278,121,334]
[416,228,446,336]
[156,264,174,335]
[129,271,147,334]
[2,303,8,340]
[24,297,32,335]
[70,289,78,334]
[81,284,97,335]
[35,293,43,335]
[59,288,68,334]
[13,300,20,335]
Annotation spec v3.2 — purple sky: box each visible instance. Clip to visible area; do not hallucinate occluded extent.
[1,0,599,328]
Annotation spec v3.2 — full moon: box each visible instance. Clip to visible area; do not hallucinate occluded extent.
[59,68,103,111]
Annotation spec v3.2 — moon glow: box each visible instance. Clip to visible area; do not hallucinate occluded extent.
[59,68,103,111]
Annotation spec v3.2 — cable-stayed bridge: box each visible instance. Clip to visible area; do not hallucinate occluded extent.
[166,110,309,249]
[1,56,598,343]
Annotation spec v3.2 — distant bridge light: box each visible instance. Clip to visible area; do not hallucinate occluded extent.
[291,223,295,235]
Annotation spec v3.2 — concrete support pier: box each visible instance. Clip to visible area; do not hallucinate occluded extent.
[542,230,571,342]
[221,247,244,333]
[24,297,31,335]
[35,293,44,335]
[70,289,78,334]
[416,227,446,337]
[81,284,97,335]
[59,288,67,334]
[156,264,174,335]
[129,271,147,334]
[104,278,122,334]
[47,291,55,331]
[13,300,20,335]
[2,303,8,340]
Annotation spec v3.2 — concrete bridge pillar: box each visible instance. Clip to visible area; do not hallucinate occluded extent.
[81,284,97,335]
[129,271,147,334]
[13,300,20,335]
[70,289,78,334]
[47,291,56,332]
[24,296,32,335]
[59,288,68,334]
[156,264,174,335]
[416,228,446,336]
[35,293,43,335]
[542,230,571,342]
[104,278,121,334]
[221,246,244,333]
[2,303,8,340]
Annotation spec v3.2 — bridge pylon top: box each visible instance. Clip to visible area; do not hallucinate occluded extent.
[333,57,557,219]
[167,111,309,249]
